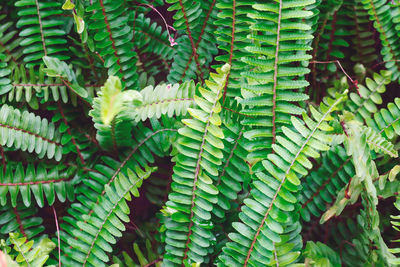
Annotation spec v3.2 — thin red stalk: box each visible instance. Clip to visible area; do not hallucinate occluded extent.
[82,177,145,266]
[177,0,206,82]
[0,176,72,186]
[52,206,61,267]
[86,129,177,218]
[0,123,62,146]
[310,60,357,91]
[57,101,85,165]
[98,0,125,79]
[12,83,101,87]
[34,0,47,56]
[131,6,139,45]
[95,52,105,63]
[83,44,99,81]
[243,93,341,266]
[270,0,283,148]
[13,207,27,238]
[137,29,175,48]
[222,106,255,118]
[217,128,243,185]
[372,59,400,69]
[344,176,353,199]
[143,259,162,267]
[368,0,400,72]
[61,80,92,108]
[222,0,236,103]
[182,84,223,264]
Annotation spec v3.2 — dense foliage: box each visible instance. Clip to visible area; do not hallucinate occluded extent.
[1,0,400,266]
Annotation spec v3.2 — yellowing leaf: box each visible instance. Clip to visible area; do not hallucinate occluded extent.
[62,0,75,10]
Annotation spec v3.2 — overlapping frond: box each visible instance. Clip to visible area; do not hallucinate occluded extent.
[0,162,75,208]
[218,91,348,267]
[133,13,176,61]
[60,121,177,265]
[15,0,69,66]
[0,52,12,96]
[162,64,229,266]
[0,10,22,65]
[166,0,218,83]
[240,0,315,161]
[0,203,44,240]
[312,0,350,73]
[361,0,400,81]
[299,146,354,222]
[60,164,155,267]
[0,104,63,160]
[366,97,400,140]
[132,81,195,123]
[343,70,391,122]
[87,0,138,89]
[213,122,249,219]
[214,0,254,98]
[8,232,55,267]
[347,0,379,64]
[389,197,400,265]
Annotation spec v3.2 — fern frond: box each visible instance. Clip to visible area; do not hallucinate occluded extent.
[0,104,63,160]
[299,146,354,222]
[240,0,315,161]
[312,0,350,73]
[133,13,176,61]
[0,162,75,208]
[347,0,379,64]
[363,126,398,157]
[267,221,303,266]
[1,64,94,108]
[304,241,341,266]
[166,0,218,83]
[60,164,155,267]
[214,0,254,98]
[60,123,177,265]
[361,0,400,81]
[9,232,55,267]
[0,204,44,240]
[0,52,13,96]
[321,117,397,223]
[87,0,138,89]
[213,123,249,218]
[343,70,391,122]
[366,97,400,140]
[132,80,195,123]
[89,76,142,150]
[218,91,348,267]
[43,56,89,100]
[15,0,69,66]
[0,10,23,65]
[162,64,230,266]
